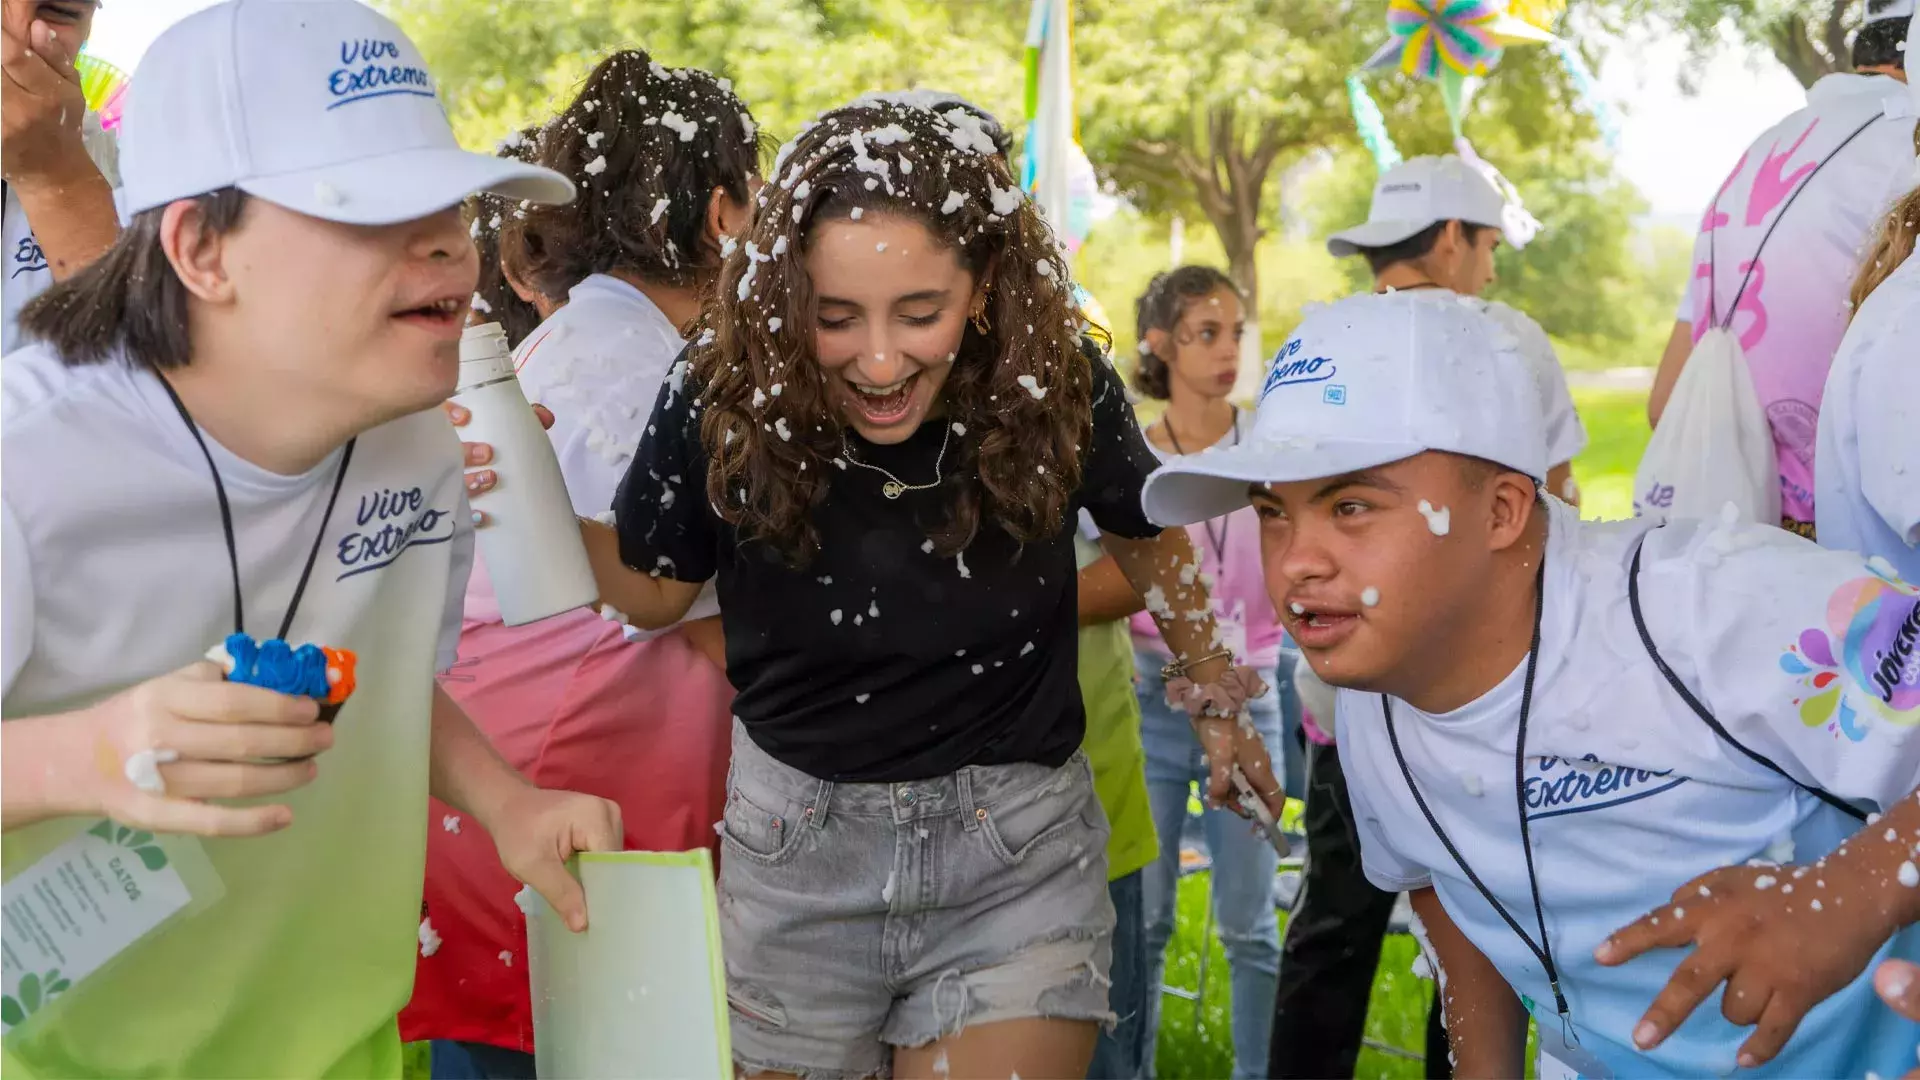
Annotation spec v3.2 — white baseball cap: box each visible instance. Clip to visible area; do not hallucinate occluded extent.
[1326,154,1539,257]
[116,0,573,226]
[1140,292,1549,527]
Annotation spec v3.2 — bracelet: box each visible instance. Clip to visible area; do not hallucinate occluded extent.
[1159,648,1234,683]
[1164,663,1270,722]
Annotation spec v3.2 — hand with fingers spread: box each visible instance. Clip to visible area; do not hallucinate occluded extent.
[442,399,554,526]
[1595,856,1907,1069]
[2,660,334,837]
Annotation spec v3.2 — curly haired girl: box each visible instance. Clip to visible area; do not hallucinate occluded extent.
[573,97,1281,1079]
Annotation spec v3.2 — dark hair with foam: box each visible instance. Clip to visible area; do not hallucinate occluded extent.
[507,50,762,305]
[690,98,1090,565]
[1131,265,1239,400]
[1854,16,1909,71]
[468,125,549,347]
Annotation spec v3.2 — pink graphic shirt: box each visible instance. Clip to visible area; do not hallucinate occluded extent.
[1678,74,1916,526]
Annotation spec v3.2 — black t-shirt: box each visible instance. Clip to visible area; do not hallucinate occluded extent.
[612,347,1163,782]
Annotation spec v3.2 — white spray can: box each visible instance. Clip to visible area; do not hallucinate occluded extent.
[454,322,598,625]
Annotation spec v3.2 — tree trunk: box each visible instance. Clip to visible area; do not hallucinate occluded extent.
[1761,2,1853,88]
[1222,211,1265,398]
[1121,107,1285,395]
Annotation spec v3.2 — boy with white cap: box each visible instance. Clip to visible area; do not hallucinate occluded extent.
[1271,151,1584,1079]
[1326,152,1585,504]
[1147,292,1920,1076]
[0,2,619,1076]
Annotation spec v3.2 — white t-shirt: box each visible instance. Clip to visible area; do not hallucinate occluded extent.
[508,272,719,626]
[1817,254,1920,584]
[1404,290,1587,471]
[1676,74,1917,524]
[1338,499,1920,1076]
[2,113,121,355]
[0,342,472,1069]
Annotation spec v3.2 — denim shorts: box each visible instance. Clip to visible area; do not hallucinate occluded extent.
[718,722,1116,1079]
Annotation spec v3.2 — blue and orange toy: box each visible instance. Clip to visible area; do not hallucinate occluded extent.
[207,632,358,723]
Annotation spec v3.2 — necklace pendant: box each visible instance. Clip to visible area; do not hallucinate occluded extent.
[882,480,906,499]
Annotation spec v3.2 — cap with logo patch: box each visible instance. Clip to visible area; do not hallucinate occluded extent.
[115,0,573,226]
[1325,153,1540,258]
[1140,291,1549,527]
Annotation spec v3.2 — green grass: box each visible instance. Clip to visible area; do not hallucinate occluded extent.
[1154,871,1434,1080]
[1569,386,1651,524]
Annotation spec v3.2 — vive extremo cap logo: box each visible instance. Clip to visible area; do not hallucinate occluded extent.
[329,38,435,110]
[1259,337,1338,402]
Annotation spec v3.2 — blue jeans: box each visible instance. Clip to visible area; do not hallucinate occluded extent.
[429,1041,535,1079]
[1088,870,1148,1079]
[1137,649,1295,1080]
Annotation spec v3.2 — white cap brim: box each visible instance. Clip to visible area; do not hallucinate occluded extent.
[1141,436,1427,526]
[238,145,574,226]
[1326,219,1434,258]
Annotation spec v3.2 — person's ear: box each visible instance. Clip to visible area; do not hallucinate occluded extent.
[159,200,238,306]
[1142,327,1172,359]
[1486,472,1540,554]
[969,256,1000,320]
[706,185,752,253]
[501,256,542,307]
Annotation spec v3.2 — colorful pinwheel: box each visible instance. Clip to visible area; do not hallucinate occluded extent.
[1363,0,1553,81]
[76,53,130,133]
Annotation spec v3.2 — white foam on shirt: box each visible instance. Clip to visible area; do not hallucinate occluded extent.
[881,870,896,903]
[442,814,462,834]
[418,917,443,957]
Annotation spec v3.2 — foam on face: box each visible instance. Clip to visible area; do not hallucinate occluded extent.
[1417,500,1451,537]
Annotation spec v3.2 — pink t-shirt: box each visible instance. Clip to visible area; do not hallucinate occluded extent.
[1128,412,1288,670]
[1678,74,1916,526]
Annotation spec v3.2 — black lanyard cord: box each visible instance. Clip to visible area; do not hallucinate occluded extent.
[1383,552,1569,1022]
[156,374,355,642]
[1707,111,1884,331]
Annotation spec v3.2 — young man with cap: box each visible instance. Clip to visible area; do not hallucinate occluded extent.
[1147,292,1920,1076]
[0,2,619,1076]
[1651,0,1916,540]
[2,0,120,352]
[1326,153,1585,506]
[1269,152,1584,1079]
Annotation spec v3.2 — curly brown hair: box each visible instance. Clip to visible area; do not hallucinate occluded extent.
[467,125,549,347]
[506,49,762,304]
[689,100,1091,565]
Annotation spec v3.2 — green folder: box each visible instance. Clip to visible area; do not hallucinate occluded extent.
[525,850,730,1078]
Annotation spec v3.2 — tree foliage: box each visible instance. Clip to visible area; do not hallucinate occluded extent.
[389,0,1664,358]
[1607,0,1864,87]
[385,0,1026,152]
[1076,0,1374,318]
